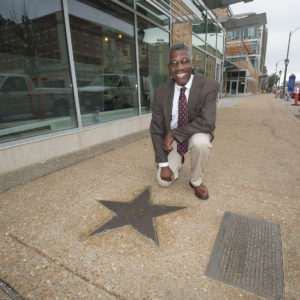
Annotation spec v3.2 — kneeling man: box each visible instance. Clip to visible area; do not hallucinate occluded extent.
[150,43,219,200]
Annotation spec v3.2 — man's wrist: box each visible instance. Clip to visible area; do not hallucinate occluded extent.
[159,162,169,167]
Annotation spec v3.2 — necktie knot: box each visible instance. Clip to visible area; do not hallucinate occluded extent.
[180,87,186,94]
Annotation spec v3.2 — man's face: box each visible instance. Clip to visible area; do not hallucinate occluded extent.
[168,49,194,86]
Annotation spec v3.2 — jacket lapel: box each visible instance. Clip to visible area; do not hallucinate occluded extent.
[188,72,202,117]
[165,81,175,129]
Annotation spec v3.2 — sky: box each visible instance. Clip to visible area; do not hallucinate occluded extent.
[230,0,300,84]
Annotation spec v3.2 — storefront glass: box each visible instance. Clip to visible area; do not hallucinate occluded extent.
[118,0,134,7]
[192,3,207,44]
[136,0,170,29]
[206,54,216,79]
[137,17,169,114]
[206,16,217,56]
[68,0,139,125]
[192,35,205,52]
[192,47,205,75]
[0,0,77,143]
[0,0,224,148]
[216,27,224,60]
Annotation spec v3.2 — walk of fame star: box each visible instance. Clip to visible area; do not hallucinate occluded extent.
[89,188,185,245]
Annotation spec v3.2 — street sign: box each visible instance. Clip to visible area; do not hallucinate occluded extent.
[288,74,296,92]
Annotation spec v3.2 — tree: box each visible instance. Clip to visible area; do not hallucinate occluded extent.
[0,14,16,29]
[268,73,279,89]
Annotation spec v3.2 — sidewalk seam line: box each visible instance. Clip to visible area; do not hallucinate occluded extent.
[7,233,127,300]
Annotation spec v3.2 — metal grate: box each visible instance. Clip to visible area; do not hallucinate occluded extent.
[206,212,284,300]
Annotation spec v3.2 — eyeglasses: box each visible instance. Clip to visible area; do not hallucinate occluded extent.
[169,58,191,67]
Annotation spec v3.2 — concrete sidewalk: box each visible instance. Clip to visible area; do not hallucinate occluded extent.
[0,94,299,299]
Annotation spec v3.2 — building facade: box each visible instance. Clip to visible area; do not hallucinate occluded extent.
[0,0,246,174]
[220,10,268,95]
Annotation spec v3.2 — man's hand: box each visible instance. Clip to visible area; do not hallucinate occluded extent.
[160,166,174,182]
[163,131,174,152]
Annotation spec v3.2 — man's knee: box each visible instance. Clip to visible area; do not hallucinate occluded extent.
[189,133,212,151]
[157,178,174,188]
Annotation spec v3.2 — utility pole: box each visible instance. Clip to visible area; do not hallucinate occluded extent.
[281,27,300,99]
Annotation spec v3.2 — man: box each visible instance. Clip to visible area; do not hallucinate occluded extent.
[150,43,219,200]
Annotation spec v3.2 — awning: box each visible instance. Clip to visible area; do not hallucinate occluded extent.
[222,13,267,30]
[202,0,253,10]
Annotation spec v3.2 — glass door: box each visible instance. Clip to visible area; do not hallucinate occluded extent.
[230,80,238,95]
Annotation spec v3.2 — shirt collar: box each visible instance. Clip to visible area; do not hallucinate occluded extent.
[175,74,194,92]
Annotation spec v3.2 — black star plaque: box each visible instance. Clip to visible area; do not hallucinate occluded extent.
[90,188,185,245]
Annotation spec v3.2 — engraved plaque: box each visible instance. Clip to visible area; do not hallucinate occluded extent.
[206,212,284,300]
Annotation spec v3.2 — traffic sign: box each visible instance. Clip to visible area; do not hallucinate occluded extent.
[288,74,296,92]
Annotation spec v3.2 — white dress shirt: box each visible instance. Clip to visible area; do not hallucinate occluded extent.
[159,74,194,167]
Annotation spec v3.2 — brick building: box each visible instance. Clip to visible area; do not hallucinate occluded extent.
[220,10,268,95]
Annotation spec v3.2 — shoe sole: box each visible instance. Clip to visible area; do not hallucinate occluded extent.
[189,182,209,200]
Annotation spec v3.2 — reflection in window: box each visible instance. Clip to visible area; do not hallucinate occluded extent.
[216,27,224,60]
[118,0,134,7]
[136,0,170,28]
[206,55,215,79]
[192,47,205,75]
[0,0,77,143]
[206,15,217,56]
[192,35,205,51]
[137,17,169,114]
[192,5,207,44]
[68,0,139,125]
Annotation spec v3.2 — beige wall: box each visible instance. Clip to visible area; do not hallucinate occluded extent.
[172,23,192,48]
[0,115,151,174]
[212,7,230,18]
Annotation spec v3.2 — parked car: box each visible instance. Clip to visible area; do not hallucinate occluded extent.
[78,73,137,113]
[0,74,72,122]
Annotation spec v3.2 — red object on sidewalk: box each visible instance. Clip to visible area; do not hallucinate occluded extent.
[294,85,299,105]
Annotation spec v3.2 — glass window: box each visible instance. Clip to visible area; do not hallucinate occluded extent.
[226,80,230,93]
[192,35,205,51]
[248,26,256,39]
[118,0,134,7]
[206,55,215,79]
[137,17,169,114]
[68,0,139,125]
[206,16,217,56]
[216,26,224,60]
[192,47,205,75]
[238,80,245,93]
[192,4,207,43]
[239,71,246,78]
[43,31,49,45]
[136,0,170,28]
[231,71,238,79]
[0,0,77,144]
[242,27,248,39]
[50,29,57,43]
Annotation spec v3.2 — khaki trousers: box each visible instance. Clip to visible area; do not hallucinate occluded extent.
[156,133,212,187]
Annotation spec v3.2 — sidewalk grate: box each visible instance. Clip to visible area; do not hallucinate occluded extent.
[205,212,284,300]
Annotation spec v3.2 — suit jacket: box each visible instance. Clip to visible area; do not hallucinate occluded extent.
[150,71,220,163]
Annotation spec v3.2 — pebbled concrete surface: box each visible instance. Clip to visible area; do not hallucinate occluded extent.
[0,94,299,299]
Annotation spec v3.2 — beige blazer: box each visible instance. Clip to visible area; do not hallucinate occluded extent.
[150,71,220,163]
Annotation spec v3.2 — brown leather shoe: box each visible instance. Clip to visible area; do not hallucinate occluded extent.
[189,182,209,200]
